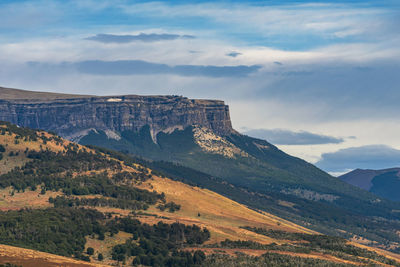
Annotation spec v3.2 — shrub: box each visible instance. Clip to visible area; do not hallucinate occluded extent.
[87,247,94,255]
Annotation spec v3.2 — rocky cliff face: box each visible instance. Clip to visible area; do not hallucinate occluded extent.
[0,87,233,141]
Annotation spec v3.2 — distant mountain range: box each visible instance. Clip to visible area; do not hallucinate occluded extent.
[340,168,400,202]
[2,86,400,252]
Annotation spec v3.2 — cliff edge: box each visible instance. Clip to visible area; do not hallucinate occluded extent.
[0,86,233,141]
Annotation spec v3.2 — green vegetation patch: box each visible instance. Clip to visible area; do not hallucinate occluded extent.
[238,227,399,266]
[0,207,210,264]
[109,218,210,265]
[202,253,356,267]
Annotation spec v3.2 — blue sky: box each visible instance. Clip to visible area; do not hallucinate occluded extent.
[0,0,399,174]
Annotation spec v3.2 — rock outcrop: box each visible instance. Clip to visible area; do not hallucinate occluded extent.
[0,87,234,141]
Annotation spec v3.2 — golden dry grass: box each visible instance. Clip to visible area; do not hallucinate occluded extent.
[137,176,316,245]
[0,128,83,175]
[0,187,61,211]
[0,244,109,267]
[85,231,132,266]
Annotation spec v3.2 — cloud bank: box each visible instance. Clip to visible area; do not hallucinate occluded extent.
[316,145,400,173]
[28,60,261,78]
[243,128,344,145]
[85,33,195,43]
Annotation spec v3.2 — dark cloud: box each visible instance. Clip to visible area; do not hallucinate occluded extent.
[243,128,343,145]
[316,145,400,173]
[274,61,283,65]
[29,60,261,78]
[226,51,242,57]
[85,33,195,43]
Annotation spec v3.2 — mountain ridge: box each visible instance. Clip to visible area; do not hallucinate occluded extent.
[0,87,233,142]
[340,168,400,201]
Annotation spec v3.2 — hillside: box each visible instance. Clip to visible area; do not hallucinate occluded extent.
[81,125,400,250]
[0,122,399,266]
[340,168,400,201]
[2,87,400,252]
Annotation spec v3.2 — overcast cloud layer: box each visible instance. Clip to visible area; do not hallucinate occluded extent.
[0,0,399,173]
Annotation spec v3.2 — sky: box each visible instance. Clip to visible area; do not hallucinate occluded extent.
[0,0,399,175]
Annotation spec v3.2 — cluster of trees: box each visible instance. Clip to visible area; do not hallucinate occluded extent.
[157,201,181,212]
[0,149,119,191]
[0,144,4,160]
[59,174,162,203]
[0,207,211,264]
[0,208,106,259]
[107,218,210,265]
[49,195,151,210]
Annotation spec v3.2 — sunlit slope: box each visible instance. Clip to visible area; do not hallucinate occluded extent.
[1,121,399,266]
[137,176,316,244]
[81,126,400,250]
[0,121,314,245]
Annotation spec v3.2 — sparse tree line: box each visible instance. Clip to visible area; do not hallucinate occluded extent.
[0,121,63,144]
[0,148,164,210]
[200,253,356,267]
[49,195,152,210]
[0,144,4,160]
[218,227,399,266]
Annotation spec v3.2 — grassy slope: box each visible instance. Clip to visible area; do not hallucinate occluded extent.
[0,124,313,243]
[137,176,316,244]
[80,128,400,249]
[0,123,399,266]
[0,86,93,100]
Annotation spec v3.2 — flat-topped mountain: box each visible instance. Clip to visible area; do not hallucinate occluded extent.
[0,86,233,141]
